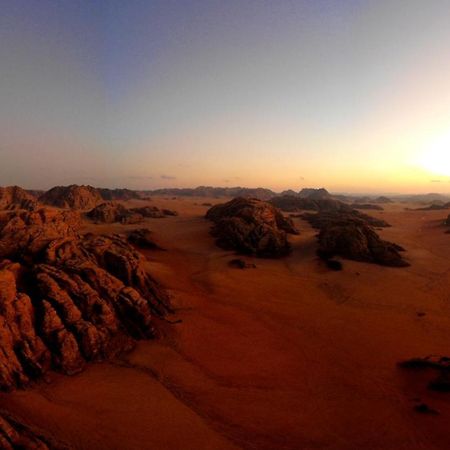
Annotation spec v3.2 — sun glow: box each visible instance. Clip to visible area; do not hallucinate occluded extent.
[416,131,450,176]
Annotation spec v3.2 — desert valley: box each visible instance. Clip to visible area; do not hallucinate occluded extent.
[0,184,449,450]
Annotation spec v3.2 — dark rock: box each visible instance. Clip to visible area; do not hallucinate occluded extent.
[325,259,343,271]
[162,208,178,216]
[128,229,164,250]
[86,202,143,224]
[414,403,439,415]
[39,185,103,210]
[206,198,298,258]
[302,211,406,267]
[228,259,256,269]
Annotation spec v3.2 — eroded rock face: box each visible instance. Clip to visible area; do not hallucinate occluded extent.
[0,209,170,391]
[0,186,38,211]
[0,209,80,262]
[86,203,177,224]
[86,202,143,224]
[0,411,70,450]
[302,211,408,267]
[39,185,103,210]
[206,197,298,257]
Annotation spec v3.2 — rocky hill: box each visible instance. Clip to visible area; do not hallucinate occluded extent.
[206,197,298,257]
[39,185,103,210]
[0,186,38,211]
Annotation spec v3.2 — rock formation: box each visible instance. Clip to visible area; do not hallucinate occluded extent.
[271,195,352,213]
[98,188,141,201]
[128,228,164,250]
[206,197,298,257]
[0,186,38,211]
[399,356,450,392]
[302,211,407,267]
[298,188,331,200]
[0,209,170,391]
[86,203,177,224]
[39,185,103,210]
[0,411,69,450]
[86,202,144,224]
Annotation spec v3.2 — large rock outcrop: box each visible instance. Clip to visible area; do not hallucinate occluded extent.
[98,188,141,201]
[298,188,331,200]
[0,186,38,211]
[0,209,170,391]
[302,211,408,267]
[0,410,69,450]
[86,202,144,224]
[206,197,298,257]
[39,185,103,210]
[86,203,177,224]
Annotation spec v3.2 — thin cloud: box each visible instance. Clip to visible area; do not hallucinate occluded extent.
[161,174,176,180]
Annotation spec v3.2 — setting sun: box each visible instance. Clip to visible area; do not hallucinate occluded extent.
[417,131,450,176]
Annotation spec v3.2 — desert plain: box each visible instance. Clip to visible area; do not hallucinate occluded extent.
[1,195,449,450]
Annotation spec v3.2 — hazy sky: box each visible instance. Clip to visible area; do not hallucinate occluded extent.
[1,0,450,193]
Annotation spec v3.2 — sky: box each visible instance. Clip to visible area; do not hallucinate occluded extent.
[1,0,450,193]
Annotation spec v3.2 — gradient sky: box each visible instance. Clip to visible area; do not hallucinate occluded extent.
[1,0,450,193]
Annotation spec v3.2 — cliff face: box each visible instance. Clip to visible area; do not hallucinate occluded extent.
[39,185,103,210]
[0,209,170,392]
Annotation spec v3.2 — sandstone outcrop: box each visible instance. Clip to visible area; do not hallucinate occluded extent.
[0,209,170,391]
[302,211,407,267]
[0,411,69,450]
[128,229,163,250]
[39,185,102,210]
[86,203,177,224]
[0,186,38,211]
[86,202,143,224]
[206,197,298,257]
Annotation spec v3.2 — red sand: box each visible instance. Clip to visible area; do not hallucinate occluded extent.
[1,198,449,449]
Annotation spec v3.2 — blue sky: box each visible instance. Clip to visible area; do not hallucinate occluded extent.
[1,0,450,192]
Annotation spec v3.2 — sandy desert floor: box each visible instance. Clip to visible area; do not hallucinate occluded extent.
[1,197,449,450]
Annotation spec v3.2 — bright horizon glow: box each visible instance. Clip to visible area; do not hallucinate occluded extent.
[416,131,450,177]
[1,1,450,193]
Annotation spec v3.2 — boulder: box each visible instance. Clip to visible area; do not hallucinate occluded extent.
[206,197,298,258]
[302,211,407,267]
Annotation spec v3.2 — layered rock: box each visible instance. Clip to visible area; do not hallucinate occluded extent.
[206,197,298,257]
[39,185,102,210]
[302,211,408,267]
[0,209,170,391]
[0,411,69,450]
[86,203,177,224]
[0,186,38,211]
[86,202,143,224]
